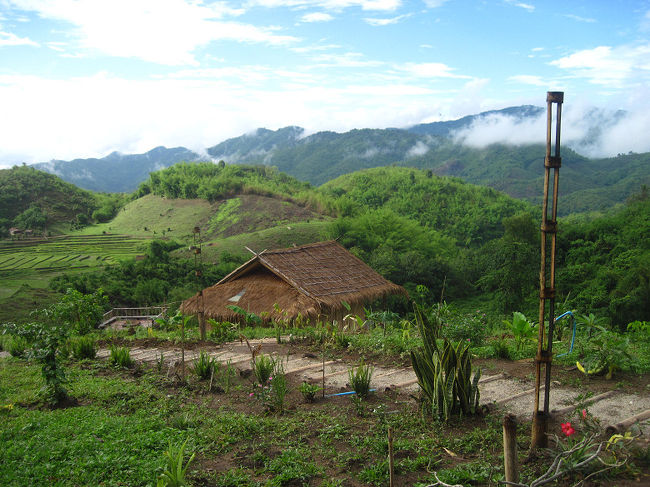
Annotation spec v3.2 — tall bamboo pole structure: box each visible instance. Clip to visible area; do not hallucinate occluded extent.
[531,91,564,449]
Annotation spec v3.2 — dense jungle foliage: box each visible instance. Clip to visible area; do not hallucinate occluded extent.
[557,192,650,329]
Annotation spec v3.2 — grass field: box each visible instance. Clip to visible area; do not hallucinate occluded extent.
[0,234,147,300]
[0,235,146,273]
[74,194,216,240]
[181,220,332,261]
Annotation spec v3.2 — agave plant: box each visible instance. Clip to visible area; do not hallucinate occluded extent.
[410,303,480,420]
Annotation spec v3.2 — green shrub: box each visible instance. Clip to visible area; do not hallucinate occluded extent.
[253,354,275,386]
[192,351,217,380]
[348,361,373,398]
[7,336,29,358]
[71,335,97,360]
[208,320,238,344]
[109,346,134,368]
[299,382,322,403]
[491,336,511,360]
[440,311,488,346]
[157,439,195,487]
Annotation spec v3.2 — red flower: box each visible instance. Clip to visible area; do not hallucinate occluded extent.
[582,409,587,419]
[561,422,576,437]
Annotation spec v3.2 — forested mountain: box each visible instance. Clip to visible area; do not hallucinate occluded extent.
[33,146,206,193]
[28,106,649,214]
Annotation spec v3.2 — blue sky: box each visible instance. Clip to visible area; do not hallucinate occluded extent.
[1,0,649,166]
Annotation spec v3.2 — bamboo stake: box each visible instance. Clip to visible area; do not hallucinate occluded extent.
[532,91,564,449]
[388,427,395,487]
[503,414,519,483]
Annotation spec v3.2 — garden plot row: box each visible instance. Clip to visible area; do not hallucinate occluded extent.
[97,340,650,436]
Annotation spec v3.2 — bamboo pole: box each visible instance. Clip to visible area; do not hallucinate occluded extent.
[503,414,519,483]
[388,427,395,487]
[532,91,564,449]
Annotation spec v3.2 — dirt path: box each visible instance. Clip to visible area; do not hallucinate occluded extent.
[98,338,650,437]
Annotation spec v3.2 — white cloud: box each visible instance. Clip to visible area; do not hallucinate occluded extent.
[0,69,480,167]
[311,51,384,68]
[550,43,650,88]
[397,62,471,79]
[300,12,334,22]
[247,0,401,11]
[290,42,340,53]
[450,99,650,158]
[508,74,547,86]
[505,0,535,12]
[6,0,296,65]
[364,13,411,26]
[0,30,39,47]
[422,0,447,7]
[406,140,429,157]
[563,14,596,23]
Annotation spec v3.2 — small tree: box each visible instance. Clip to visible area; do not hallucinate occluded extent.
[2,321,69,405]
[46,288,108,335]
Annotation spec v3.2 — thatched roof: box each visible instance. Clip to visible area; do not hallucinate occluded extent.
[181,240,407,323]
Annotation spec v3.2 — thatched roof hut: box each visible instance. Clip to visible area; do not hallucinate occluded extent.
[181,240,407,325]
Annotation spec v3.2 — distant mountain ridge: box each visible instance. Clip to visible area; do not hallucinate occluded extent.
[28,106,650,214]
[32,146,206,193]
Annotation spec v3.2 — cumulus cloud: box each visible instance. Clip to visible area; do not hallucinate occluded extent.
[5,0,296,65]
[550,43,650,88]
[451,101,650,158]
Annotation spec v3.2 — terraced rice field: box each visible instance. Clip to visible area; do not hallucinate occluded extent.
[0,234,146,273]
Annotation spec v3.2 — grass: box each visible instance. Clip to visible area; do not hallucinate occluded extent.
[73,194,215,240]
[2,318,649,486]
[0,351,509,487]
[191,220,331,261]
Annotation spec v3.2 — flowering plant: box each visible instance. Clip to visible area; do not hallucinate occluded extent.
[560,422,576,437]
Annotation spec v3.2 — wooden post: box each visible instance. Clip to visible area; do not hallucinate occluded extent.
[322,350,326,399]
[503,414,519,483]
[388,427,395,487]
[181,319,186,381]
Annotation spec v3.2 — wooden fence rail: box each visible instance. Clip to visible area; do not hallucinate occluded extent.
[100,307,168,328]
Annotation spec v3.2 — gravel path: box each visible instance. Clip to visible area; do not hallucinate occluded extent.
[98,338,650,437]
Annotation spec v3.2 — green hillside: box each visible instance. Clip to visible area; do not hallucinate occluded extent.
[322,167,531,246]
[1,161,647,329]
[0,166,100,235]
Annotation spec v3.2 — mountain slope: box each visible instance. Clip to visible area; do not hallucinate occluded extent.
[33,146,206,193]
